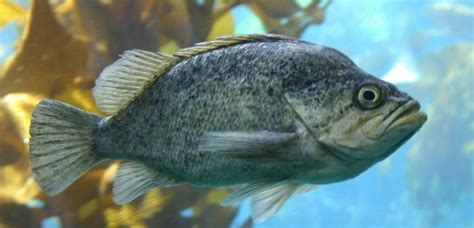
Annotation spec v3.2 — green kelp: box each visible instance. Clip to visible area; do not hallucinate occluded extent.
[407,43,473,226]
[0,0,331,227]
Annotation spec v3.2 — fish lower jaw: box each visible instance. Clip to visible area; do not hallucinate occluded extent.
[367,100,424,139]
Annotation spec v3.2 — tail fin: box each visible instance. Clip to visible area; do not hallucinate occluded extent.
[29,99,104,195]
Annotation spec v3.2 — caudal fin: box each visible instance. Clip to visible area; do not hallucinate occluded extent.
[29,99,104,195]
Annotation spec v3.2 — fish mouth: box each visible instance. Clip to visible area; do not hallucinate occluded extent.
[386,100,427,132]
[370,100,427,139]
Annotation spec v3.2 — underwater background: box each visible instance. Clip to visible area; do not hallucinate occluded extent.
[0,0,472,227]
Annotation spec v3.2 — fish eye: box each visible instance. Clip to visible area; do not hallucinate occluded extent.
[357,85,383,109]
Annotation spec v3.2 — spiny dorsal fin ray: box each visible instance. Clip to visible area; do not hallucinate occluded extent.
[174,34,296,58]
[93,49,179,114]
[93,34,295,114]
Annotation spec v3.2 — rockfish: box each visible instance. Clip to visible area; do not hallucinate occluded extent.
[29,34,427,223]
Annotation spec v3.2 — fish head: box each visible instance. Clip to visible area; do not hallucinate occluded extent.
[316,77,427,162]
[284,45,427,162]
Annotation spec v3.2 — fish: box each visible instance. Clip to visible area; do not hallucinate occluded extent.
[28,34,427,223]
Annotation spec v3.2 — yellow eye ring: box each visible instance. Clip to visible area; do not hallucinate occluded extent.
[357,85,382,109]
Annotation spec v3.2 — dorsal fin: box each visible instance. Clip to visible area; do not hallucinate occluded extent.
[93,49,179,114]
[93,34,295,114]
[174,34,296,58]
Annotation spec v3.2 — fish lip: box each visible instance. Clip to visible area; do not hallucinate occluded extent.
[387,110,427,132]
[369,100,427,140]
[386,100,427,131]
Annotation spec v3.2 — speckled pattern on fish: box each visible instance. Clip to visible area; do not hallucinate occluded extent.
[28,34,427,223]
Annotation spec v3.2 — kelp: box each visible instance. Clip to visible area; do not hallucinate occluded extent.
[0,0,25,28]
[249,0,331,37]
[0,94,41,198]
[0,0,330,227]
[0,0,89,97]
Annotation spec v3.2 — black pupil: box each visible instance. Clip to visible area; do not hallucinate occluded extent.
[363,90,376,101]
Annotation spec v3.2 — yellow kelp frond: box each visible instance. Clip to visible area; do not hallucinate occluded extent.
[0,0,26,28]
[0,0,88,97]
[0,93,42,203]
[104,189,169,227]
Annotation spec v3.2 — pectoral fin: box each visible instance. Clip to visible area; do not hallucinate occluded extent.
[113,161,181,205]
[198,131,297,162]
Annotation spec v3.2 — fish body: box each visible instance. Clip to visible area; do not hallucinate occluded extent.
[95,40,366,186]
[29,34,427,223]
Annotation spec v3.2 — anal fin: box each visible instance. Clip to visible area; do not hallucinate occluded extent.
[113,161,181,205]
[220,180,285,206]
[251,183,318,223]
[220,180,318,223]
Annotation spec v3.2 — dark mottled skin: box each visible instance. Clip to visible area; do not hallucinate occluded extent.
[94,39,411,187]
